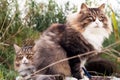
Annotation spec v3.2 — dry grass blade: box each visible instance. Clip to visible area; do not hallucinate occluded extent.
[1,13,16,40]
[5,25,24,42]
[110,49,120,56]
[88,71,104,76]
[0,42,9,46]
[105,49,119,59]
[105,40,120,49]
[0,12,8,32]
[109,5,120,41]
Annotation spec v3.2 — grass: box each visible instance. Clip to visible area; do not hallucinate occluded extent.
[0,28,39,80]
[0,67,17,80]
[101,53,120,73]
[0,48,17,80]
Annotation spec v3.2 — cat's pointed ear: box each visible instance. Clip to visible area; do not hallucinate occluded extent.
[81,3,88,11]
[98,4,105,11]
[14,44,21,53]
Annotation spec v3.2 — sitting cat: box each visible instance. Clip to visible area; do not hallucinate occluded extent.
[61,3,112,78]
[33,3,112,79]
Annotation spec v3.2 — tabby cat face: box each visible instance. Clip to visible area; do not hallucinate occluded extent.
[14,44,35,71]
[80,4,106,28]
[67,3,112,51]
[67,3,112,33]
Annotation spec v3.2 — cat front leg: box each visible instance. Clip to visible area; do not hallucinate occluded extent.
[79,76,89,80]
[79,58,87,78]
[79,68,90,80]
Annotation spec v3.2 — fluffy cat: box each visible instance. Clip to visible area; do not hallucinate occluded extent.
[60,3,112,79]
[21,3,112,80]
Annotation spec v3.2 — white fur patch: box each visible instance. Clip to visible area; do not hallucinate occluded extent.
[110,76,120,80]
[79,76,89,80]
[80,59,87,78]
[18,56,35,76]
[80,59,87,68]
[18,64,35,76]
[82,18,110,52]
[67,12,112,52]
[21,56,29,64]
[16,76,23,80]
[65,77,78,80]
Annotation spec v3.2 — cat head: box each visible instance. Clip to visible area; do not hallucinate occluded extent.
[67,3,112,35]
[67,3,112,51]
[14,44,35,71]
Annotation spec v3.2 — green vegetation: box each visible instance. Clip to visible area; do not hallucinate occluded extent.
[0,0,76,79]
[0,0,119,80]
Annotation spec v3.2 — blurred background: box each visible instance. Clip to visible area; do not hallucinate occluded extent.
[0,0,120,80]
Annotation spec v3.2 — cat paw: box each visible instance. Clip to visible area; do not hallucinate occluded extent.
[16,76,24,80]
[79,76,89,80]
[111,76,120,80]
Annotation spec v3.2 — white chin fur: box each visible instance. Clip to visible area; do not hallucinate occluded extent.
[18,64,35,76]
[82,22,110,52]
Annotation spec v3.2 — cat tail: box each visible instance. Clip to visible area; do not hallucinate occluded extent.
[85,57,116,76]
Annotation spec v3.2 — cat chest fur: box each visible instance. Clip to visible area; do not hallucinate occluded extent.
[59,26,95,79]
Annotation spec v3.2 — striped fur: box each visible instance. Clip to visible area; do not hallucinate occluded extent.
[33,3,112,79]
[14,44,35,77]
[67,3,112,51]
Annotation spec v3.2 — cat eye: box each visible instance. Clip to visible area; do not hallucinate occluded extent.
[99,15,105,21]
[87,13,91,16]
[101,15,104,17]
[88,16,95,21]
[26,55,33,59]
[17,56,23,60]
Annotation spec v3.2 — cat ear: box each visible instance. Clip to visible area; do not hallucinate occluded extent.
[98,4,105,11]
[32,45,36,53]
[80,3,88,11]
[14,44,21,54]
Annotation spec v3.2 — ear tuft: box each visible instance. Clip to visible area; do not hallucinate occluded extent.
[81,3,88,10]
[14,44,21,54]
[98,4,105,11]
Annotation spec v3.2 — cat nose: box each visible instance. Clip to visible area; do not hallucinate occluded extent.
[22,57,29,64]
[95,18,103,28]
[24,60,29,64]
[95,18,99,24]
